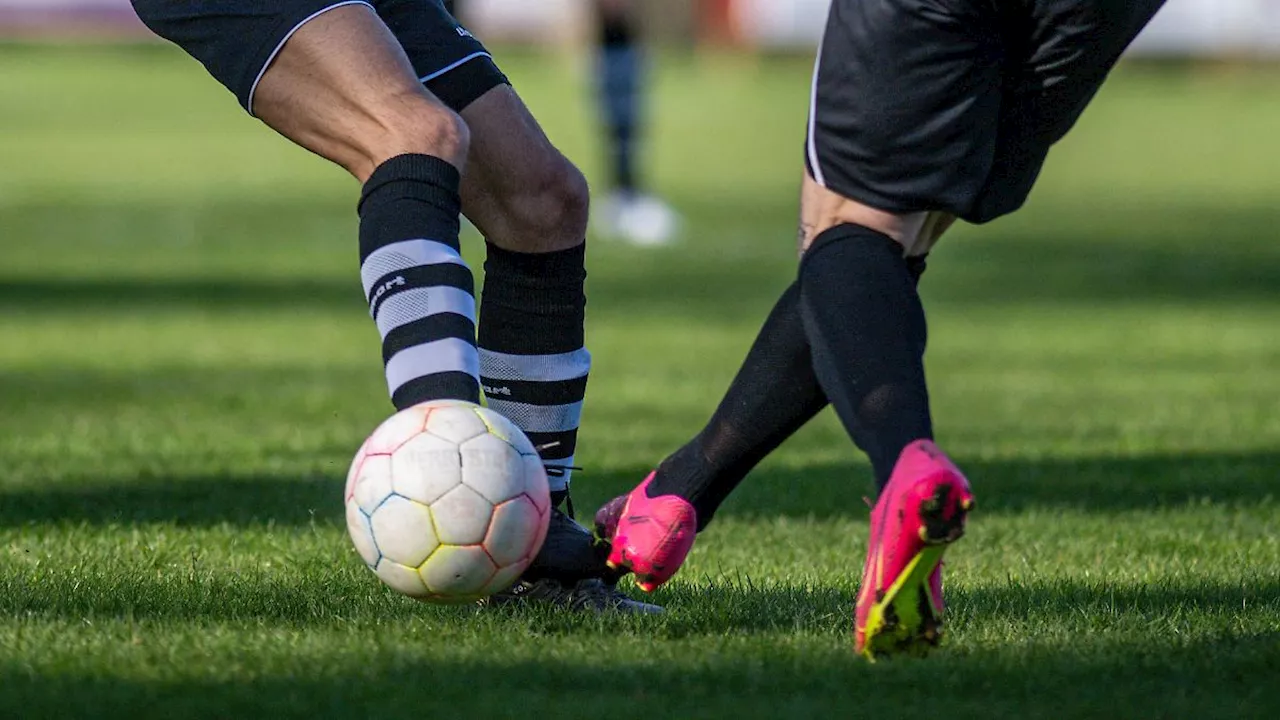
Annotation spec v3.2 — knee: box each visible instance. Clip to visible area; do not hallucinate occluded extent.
[355,93,472,181]
[541,156,591,243]
[505,154,591,252]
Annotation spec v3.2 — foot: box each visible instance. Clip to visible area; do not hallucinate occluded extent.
[522,505,613,583]
[595,473,698,592]
[485,502,663,613]
[483,577,663,614]
[855,439,974,660]
[594,192,681,247]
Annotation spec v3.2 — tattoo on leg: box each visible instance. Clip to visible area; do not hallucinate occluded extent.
[797,221,816,256]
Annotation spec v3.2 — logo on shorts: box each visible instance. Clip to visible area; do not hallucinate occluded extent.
[455,26,474,39]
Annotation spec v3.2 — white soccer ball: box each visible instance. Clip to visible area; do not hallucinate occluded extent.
[344,400,550,603]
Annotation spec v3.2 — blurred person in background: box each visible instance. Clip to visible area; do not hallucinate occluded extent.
[588,0,681,247]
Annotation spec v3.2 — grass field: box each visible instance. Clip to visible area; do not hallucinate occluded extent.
[2,44,1279,718]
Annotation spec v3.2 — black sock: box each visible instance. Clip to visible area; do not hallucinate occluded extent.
[798,224,933,489]
[358,154,479,409]
[478,241,590,497]
[648,282,829,529]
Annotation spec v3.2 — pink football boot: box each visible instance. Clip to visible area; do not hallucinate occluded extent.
[854,439,974,660]
[594,473,698,592]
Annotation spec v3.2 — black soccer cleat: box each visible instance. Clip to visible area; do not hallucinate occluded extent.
[482,492,663,613]
[482,576,663,614]
[523,505,613,583]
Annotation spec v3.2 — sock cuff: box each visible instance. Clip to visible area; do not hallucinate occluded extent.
[479,242,587,353]
[483,241,586,282]
[358,154,462,261]
[801,223,900,271]
[359,154,461,216]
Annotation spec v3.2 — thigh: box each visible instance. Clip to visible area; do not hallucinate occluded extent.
[131,0,374,114]
[1023,0,1168,144]
[806,0,1006,223]
[376,0,509,112]
[250,3,467,178]
[971,0,1167,221]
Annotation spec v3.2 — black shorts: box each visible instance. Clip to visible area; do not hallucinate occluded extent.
[131,0,506,116]
[806,0,1166,224]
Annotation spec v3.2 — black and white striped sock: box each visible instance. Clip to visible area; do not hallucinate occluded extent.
[358,154,480,409]
[478,242,589,493]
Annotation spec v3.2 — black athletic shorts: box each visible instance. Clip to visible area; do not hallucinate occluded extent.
[131,0,506,116]
[806,0,1167,224]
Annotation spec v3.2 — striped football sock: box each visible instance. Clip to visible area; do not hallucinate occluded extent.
[478,241,589,494]
[358,154,479,408]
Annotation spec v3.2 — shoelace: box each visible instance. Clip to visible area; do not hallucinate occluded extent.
[536,440,583,518]
[564,578,621,610]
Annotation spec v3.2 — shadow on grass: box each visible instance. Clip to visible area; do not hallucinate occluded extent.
[0,623,1275,719]
[2,198,1279,319]
[12,550,1280,630]
[628,574,1280,639]
[701,450,1280,522]
[4,559,1275,639]
[0,450,1274,529]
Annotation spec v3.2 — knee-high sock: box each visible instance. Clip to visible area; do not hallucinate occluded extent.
[358,154,479,408]
[645,249,932,526]
[799,224,933,488]
[478,241,589,497]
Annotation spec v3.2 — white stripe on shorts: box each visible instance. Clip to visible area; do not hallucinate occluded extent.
[247,1,375,117]
[806,33,828,187]
[419,51,493,84]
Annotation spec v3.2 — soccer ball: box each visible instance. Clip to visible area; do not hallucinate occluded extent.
[344,400,550,603]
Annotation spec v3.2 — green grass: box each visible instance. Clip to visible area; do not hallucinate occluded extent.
[2,44,1280,718]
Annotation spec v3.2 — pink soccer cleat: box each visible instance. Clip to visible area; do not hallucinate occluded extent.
[594,473,698,592]
[854,439,974,660]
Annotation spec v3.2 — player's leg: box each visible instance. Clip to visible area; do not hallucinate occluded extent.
[373,0,656,611]
[374,0,591,482]
[799,0,1165,471]
[459,88,590,495]
[460,88,657,611]
[130,0,483,409]
[790,0,994,497]
[603,0,1169,650]
[254,6,483,410]
[601,0,991,596]
[804,0,1167,659]
[590,0,679,246]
